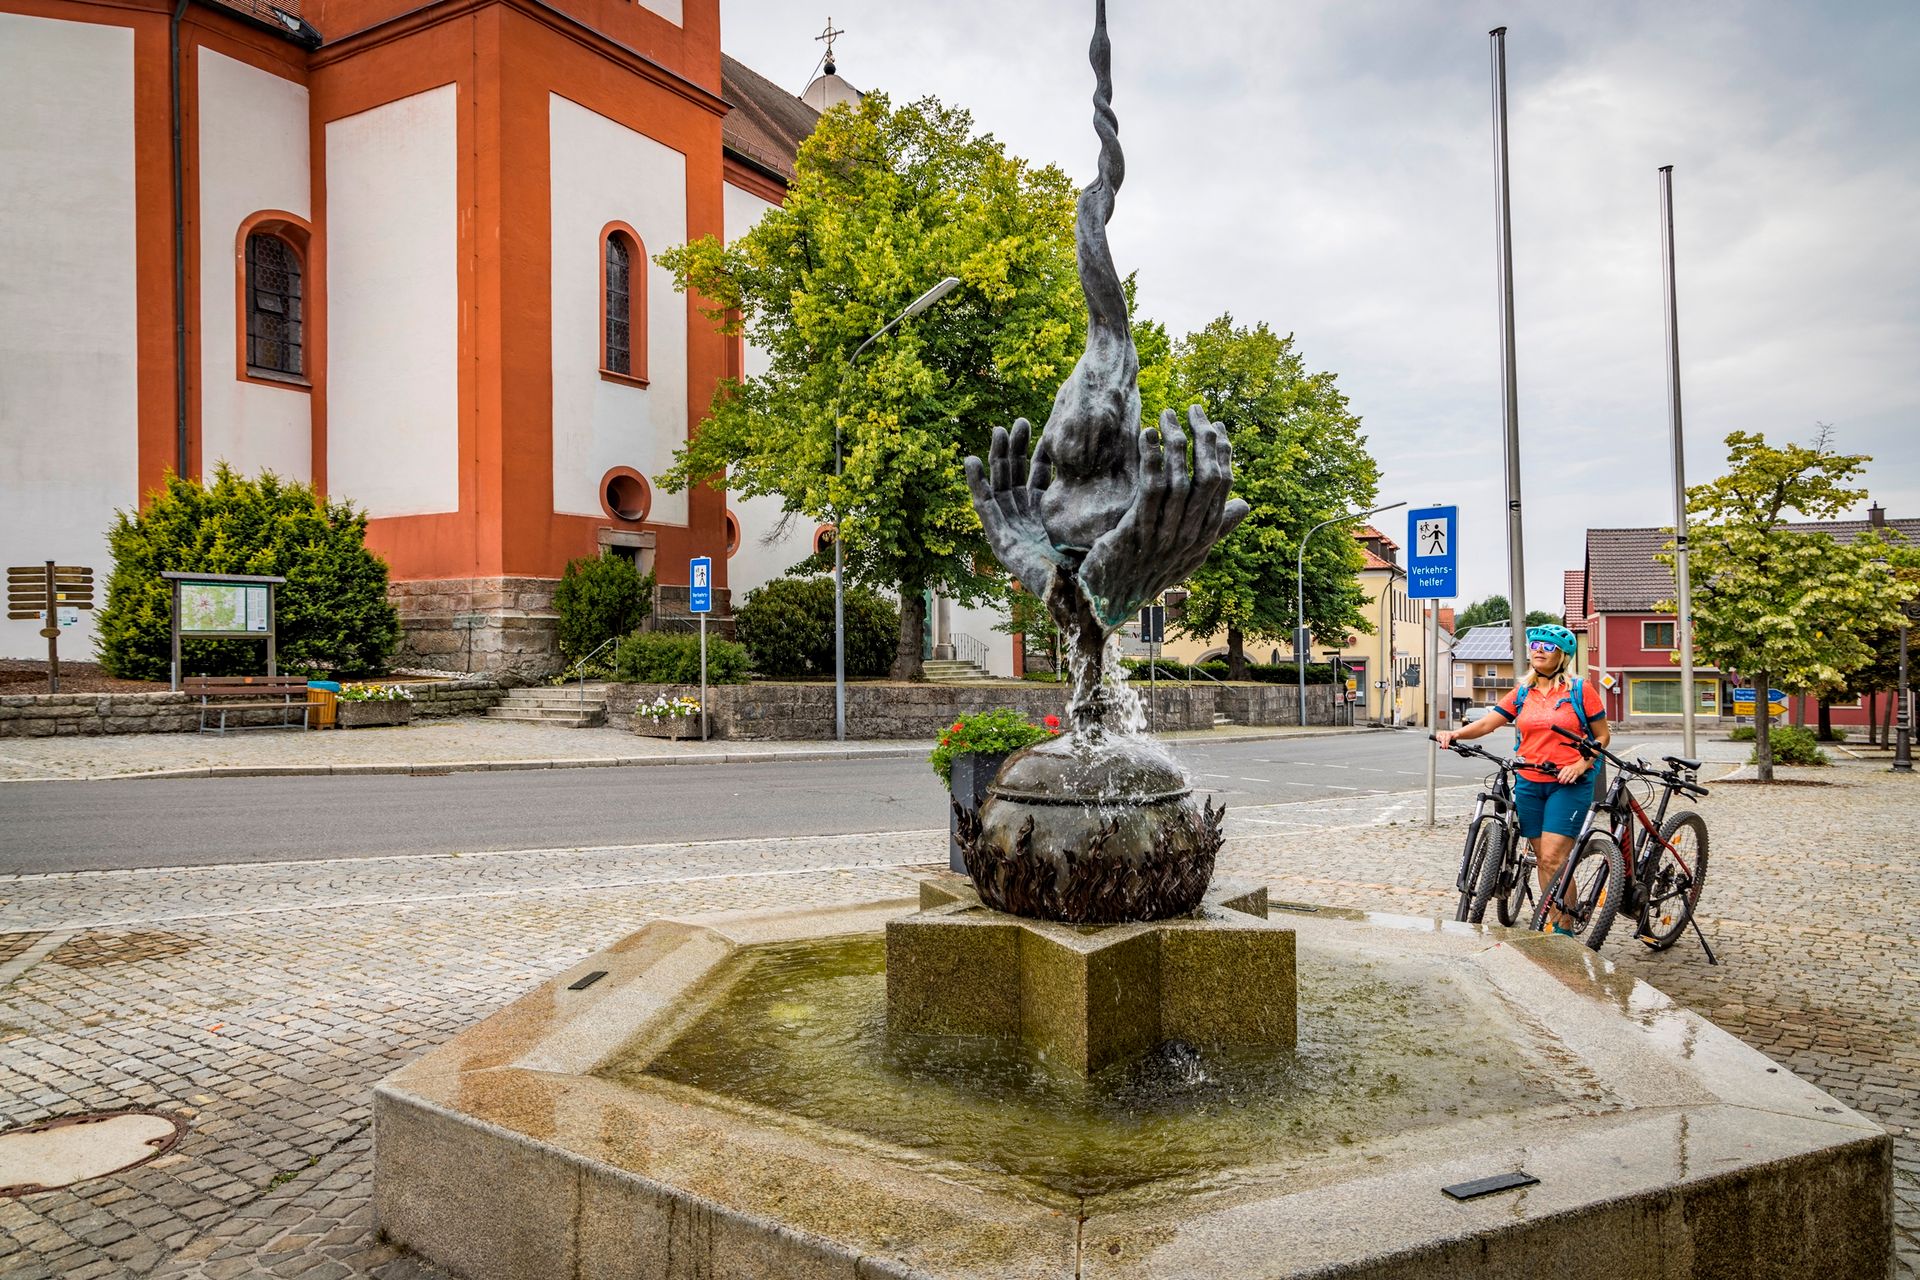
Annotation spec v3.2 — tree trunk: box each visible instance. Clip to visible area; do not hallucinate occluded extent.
[1225,627,1248,681]
[1817,698,1834,741]
[1867,693,1879,746]
[1790,692,1805,728]
[892,579,926,681]
[1754,669,1774,782]
[1883,686,1896,747]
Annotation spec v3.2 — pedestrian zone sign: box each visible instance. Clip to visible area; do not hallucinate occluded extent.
[689,557,712,614]
[1732,687,1787,716]
[1406,506,1457,600]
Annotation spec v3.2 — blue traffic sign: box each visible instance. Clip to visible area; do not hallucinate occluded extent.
[688,557,713,614]
[1406,506,1457,599]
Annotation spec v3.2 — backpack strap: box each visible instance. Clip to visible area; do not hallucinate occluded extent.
[1512,683,1527,752]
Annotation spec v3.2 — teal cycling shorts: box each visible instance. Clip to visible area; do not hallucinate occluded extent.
[1513,773,1597,840]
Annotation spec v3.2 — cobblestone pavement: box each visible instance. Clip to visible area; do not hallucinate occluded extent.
[0,720,1344,783]
[0,754,1913,1278]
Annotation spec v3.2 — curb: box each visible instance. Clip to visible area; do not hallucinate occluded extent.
[17,726,1392,783]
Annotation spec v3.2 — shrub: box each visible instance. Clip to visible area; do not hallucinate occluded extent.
[733,575,897,678]
[1729,725,1756,741]
[97,465,399,679]
[928,708,1059,787]
[612,631,749,684]
[1749,724,1829,766]
[552,554,653,663]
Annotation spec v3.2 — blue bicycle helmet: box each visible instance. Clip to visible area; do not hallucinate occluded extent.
[1526,623,1577,656]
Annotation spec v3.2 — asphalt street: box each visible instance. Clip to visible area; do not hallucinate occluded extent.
[0,731,1506,874]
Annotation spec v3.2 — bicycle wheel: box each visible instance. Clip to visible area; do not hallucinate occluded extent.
[1466,819,1507,924]
[1497,831,1533,927]
[1571,832,1627,950]
[1456,817,1499,922]
[1637,810,1708,950]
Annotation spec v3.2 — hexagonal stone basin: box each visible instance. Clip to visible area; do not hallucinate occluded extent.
[598,931,1605,1198]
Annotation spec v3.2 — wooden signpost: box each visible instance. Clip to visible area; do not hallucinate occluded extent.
[7,562,95,692]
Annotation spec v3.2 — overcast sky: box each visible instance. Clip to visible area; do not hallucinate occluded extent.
[719,0,1919,613]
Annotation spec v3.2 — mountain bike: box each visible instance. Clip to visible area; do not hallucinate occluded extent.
[1432,737,1534,926]
[1531,726,1716,962]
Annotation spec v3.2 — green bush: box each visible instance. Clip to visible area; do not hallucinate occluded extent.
[733,575,897,678]
[928,708,1060,787]
[1729,725,1756,742]
[1749,724,1829,766]
[96,465,399,679]
[552,554,653,663]
[612,631,749,684]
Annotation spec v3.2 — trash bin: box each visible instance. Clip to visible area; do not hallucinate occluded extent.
[307,680,341,730]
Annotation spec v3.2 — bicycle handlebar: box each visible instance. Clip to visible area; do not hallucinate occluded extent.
[1549,724,1708,797]
[1429,734,1530,774]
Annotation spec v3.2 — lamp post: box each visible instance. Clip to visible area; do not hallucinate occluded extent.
[833,275,961,742]
[1896,610,1913,773]
[1296,500,1405,727]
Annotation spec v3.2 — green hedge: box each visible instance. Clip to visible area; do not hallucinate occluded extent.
[733,575,897,678]
[97,466,399,679]
[552,554,653,663]
[1748,724,1830,766]
[612,631,749,684]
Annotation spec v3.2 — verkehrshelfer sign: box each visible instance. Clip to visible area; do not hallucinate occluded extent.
[688,557,713,614]
[1406,506,1457,600]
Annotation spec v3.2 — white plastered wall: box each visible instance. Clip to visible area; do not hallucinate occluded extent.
[325,84,459,517]
[0,14,139,661]
[198,47,311,484]
[638,0,681,23]
[549,95,688,525]
[720,179,815,600]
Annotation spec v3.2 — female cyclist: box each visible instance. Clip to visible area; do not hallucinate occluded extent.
[1435,624,1608,934]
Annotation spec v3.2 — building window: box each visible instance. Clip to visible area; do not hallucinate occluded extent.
[601,224,647,384]
[723,512,741,558]
[1643,621,1676,649]
[246,232,303,377]
[599,467,650,523]
[1629,677,1684,716]
[813,524,836,555]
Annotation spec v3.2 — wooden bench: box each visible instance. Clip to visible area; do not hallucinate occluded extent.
[184,675,322,734]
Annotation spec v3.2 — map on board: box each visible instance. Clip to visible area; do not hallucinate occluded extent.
[180,583,269,634]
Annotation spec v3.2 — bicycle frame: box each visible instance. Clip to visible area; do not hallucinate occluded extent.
[1547,732,1705,931]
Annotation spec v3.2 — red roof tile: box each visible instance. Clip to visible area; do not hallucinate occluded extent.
[1562,569,1587,632]
[720,53,818,184]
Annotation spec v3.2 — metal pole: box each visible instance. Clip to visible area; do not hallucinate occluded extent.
[44,562,58,694]
[701,613,710,743]
[1490,27,1528,674]
[1425,603,1438,826]
[171,578,181,691]
[1659,165,1696,759]
[1895,620,1911,773]
[834,420,845,743]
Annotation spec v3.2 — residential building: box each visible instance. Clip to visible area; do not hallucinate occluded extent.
[1449,624,1519,718]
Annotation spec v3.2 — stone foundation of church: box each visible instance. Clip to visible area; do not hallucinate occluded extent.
[388,577,563,685]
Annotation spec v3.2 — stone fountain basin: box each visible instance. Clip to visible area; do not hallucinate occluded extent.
[372,897,1891,1280]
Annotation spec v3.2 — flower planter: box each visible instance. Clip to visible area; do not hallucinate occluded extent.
[336,700,414,729]
[633,715,702,741]
[948,749,1010,874]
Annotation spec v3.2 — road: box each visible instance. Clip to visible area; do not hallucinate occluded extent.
[0,731,1502,874]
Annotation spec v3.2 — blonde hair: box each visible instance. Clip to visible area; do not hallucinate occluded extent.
[1523,645,1575,692]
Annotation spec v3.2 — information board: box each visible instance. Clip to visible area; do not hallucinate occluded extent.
[179,582,270,634]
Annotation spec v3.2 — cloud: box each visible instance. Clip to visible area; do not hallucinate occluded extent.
[721,0,1920,606]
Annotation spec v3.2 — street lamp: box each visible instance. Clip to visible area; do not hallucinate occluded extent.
[1296,500,1406,726]
[834,275,962,742]
[1896,608,1913,773]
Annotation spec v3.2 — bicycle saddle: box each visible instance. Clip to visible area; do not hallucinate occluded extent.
[1663,755,1702,772]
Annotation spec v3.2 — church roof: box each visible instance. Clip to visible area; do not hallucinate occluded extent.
[720,54,820,184]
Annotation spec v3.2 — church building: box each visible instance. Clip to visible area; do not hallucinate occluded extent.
[1,0,845,673]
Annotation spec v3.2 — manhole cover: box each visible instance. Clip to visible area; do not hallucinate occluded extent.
[0,1110,186,1196]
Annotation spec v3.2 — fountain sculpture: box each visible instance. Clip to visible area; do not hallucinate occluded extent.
[369,5,1893,1276]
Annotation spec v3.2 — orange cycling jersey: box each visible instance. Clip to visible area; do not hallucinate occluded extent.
[1494,679,1606,781]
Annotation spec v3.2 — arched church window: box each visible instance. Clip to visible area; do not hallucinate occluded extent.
[601,224,648,384]
[246,232,303,377]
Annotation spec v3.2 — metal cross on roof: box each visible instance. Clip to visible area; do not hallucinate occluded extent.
[815,16,845,64]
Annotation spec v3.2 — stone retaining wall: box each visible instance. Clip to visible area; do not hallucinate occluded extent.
[388,577,562,684]
[0,678,502,737]
[607,680,1344,740]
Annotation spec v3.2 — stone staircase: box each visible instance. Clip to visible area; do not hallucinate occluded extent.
[922,658,993,683]
[485,684,608,727]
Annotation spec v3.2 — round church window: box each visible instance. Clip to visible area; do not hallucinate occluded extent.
[601,469,651,523]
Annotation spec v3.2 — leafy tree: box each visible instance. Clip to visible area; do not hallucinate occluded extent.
[1456,594,1556,631]
[97,466,399,679]
[551,554,653,663]
[732,576,898,678]
[1665,429,1915,779]
[657,93,1085,679]
[1163,315,1378,678]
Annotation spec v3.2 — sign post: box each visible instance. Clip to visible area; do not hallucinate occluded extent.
[1140,603,1165,731]
[1407,507,1457,827]
[8,562,95,692]
[689,557,713,742]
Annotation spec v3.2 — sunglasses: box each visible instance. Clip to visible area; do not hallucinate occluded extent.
[1527,641,1562,653]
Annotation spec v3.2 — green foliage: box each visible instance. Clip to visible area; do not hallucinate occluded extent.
[1456,595,1560,630]
[1749,724,1829,766]
[928,707,1059,787]
[97,466,399,679]
[1164,315,1379,674]
[732,576,898,678]
[1665,428,1915,779]
[552,554,653,663]
[611,632,749,685]
[657,93,1086,678]
[1728,725,1756,742]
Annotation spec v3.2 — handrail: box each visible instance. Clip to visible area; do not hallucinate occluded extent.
[565,635,617,704]
[950,631,991,672]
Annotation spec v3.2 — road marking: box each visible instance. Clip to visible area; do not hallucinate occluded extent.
[1324,784,1359,791]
